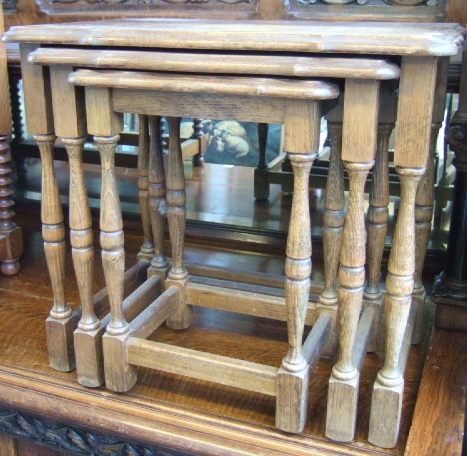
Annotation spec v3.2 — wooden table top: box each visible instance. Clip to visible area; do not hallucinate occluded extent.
[3,18,465,57]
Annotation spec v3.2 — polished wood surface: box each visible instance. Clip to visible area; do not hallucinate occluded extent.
[0,181,464,455]
[4,19,464,56]
[3,16,464,451]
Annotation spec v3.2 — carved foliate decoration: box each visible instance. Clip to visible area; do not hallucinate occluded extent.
[39,0,255,14]
[296,0,436,6]
[291,0,445,20]
[0,408,193,456]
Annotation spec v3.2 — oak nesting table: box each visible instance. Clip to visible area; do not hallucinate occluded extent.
[3,18,464,449]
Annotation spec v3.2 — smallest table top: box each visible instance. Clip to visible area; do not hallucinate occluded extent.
[3,18,465,58]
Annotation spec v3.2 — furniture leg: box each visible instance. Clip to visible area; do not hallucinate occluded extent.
[137,114,155,261]
[326,79,379,442]
[65,136,104,387]
[368,166,424,447]
[276,99,320,434]
[38,134,77,372]
[368,55,438,449]
[413,57,449,342]
[99,133,137,391]
[363,122,393,353]
[318,120,344,308]
[49,64,102,386]
[165,116,191,330]
[147,115,169,280]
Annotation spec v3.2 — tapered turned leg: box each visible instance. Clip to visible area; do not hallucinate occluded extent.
[411,124,439,343]
[319,121,344,308]
[147,116,169,280]
[275,99,322,434]
[63,136,104,387]
[276,150,315,433]
[137,115,154,261]
[0,134,22,275]
[326,161,373,443]
[369,166,424,448]
[37,134,77,372]
[364,123,394,352]
[165,117,191,330]
[98,135,137,392]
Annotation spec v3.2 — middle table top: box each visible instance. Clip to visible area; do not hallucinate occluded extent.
[3,18,465,57]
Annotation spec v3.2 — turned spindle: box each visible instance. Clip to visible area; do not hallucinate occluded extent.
[147,115,169,280]
[137,114,155,261]
[165,117,192,330]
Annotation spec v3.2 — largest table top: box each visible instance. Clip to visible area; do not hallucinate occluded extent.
[3,18,465,57]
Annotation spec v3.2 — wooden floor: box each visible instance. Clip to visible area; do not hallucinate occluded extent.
[0,160,466,455]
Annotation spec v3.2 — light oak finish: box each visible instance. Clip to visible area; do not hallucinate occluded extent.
[136,114,154,262]
[368,55,440,448]
[0,180,463,456]
[73,70,338,433]
[4,19,463,57]
[325,78,379,443]
[5,17,464,450]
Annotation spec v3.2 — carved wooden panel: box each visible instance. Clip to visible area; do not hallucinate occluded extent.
[289,0,446,21]
[37,0,257,16]
[0,408,193,456]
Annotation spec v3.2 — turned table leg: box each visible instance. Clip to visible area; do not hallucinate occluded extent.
[369,166,424,446]
[38,134,77,372]
[165,117,191,330]
[81,86,133,391]
[20,44,78,372]
[368,55,438,449]
[276,99,320,433]
[137,114,155,261]
[363,86,398,353]
[147,115,169,281]
[319,120,345,309]
[49,65,104,386]
[326,79,379,442]
[412,58,449,343]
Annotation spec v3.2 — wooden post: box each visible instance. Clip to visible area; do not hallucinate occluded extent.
[412,57,449,343]
[147,115,169,281]
[318,119,344,309]
[276,99,319,433]
[326,79,379,442]
[49,64,104,387]
[20,44,77,372]
[369,55,438,449]
[368,166,424,448]
[364,84,397,353]
[84,86,132,391]
[137,114,155,261]
[165,117,191,330]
